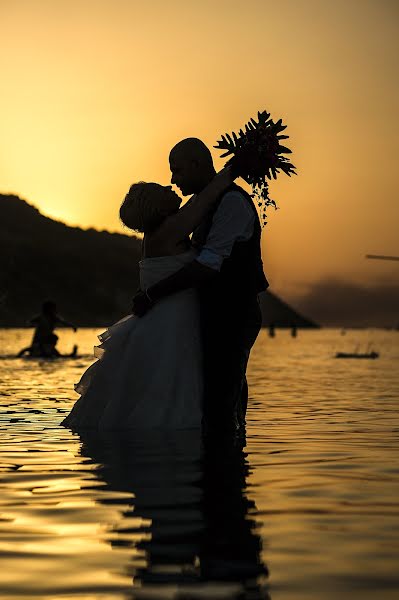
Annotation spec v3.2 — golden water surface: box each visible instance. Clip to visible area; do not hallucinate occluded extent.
[1,328,398,600]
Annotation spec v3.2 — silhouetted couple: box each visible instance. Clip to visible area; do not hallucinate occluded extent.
[62,138,268,439]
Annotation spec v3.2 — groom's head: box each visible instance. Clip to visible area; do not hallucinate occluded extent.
[169,138,216,196]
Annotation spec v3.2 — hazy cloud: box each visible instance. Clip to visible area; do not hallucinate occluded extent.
[292,279,399,327]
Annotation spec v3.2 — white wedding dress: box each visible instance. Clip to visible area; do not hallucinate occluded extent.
[62,250,203,431]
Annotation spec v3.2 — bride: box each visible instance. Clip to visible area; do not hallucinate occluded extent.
[62,166,237,431]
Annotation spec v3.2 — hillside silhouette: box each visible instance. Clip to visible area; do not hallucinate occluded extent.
[0,194,317,328]
[0,194,142,326]
[258,291,318,329]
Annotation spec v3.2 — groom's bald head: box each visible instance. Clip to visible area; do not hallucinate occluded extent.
[169,138,216,195]
[170,138,213,165]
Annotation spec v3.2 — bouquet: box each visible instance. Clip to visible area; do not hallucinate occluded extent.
[214,110,296,225]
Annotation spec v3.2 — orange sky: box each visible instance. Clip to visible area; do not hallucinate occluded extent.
[1,0,398,299]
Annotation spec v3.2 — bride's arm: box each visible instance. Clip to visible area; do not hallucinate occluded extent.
[152,166,235,243]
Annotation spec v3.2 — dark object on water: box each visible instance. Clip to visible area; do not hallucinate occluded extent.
[365,254,399,262]
[335,351,379,360]
[18,344,79,359]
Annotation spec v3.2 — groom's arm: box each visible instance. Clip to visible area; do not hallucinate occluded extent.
[132,191,255,316]
[132,260,216,316]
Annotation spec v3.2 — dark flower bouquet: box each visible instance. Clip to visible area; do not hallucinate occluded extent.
[214,110,296,225]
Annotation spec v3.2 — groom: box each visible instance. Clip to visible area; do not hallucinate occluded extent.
[133,138,268,437]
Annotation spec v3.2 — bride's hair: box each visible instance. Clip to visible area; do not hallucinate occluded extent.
[120,182,168,234]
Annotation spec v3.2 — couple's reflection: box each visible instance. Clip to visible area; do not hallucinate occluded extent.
[79,429,270,599]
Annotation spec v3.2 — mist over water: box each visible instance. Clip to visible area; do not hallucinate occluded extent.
[1,328,399,599]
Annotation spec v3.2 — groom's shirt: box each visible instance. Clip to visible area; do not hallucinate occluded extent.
[192,190,255,271]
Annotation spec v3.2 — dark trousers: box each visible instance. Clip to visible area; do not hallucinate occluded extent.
[201,295,262,436]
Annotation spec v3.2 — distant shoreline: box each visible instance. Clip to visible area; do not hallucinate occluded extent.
[2,325,399,331]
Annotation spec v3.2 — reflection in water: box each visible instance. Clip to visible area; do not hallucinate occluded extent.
[78,430,269,598]
[1,329,399,598]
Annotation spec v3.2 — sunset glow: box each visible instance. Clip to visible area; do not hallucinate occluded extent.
[1,0,398,299]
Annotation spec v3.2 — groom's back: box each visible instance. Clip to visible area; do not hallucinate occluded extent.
[193,183,268,311]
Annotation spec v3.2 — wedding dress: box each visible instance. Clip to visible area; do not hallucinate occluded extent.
[62,250,203,431]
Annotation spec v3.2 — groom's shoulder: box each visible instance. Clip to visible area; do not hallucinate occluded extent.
[225,182,246,194]
[219,184,254,212]
[221,183,252,202]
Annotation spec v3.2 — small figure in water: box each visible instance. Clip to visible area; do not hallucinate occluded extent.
[18,301,77,358]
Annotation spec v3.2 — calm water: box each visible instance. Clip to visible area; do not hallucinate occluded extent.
[0,328,398,600]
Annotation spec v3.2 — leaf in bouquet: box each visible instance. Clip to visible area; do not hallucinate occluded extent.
[278,145,292,154]
[272,121,287,134]
[281,164,295,176]
[258,110,270,123]
[215,109,296,226]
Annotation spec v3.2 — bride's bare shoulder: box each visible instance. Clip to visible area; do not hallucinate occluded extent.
[143,228,187,258]
[142,231,167,257]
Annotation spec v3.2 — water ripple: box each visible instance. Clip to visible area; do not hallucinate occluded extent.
[0,328,398,599]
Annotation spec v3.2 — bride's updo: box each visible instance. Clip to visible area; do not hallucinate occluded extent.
[120,182,181,234]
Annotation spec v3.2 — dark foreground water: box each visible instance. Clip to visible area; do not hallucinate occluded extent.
[0,328,399,599]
